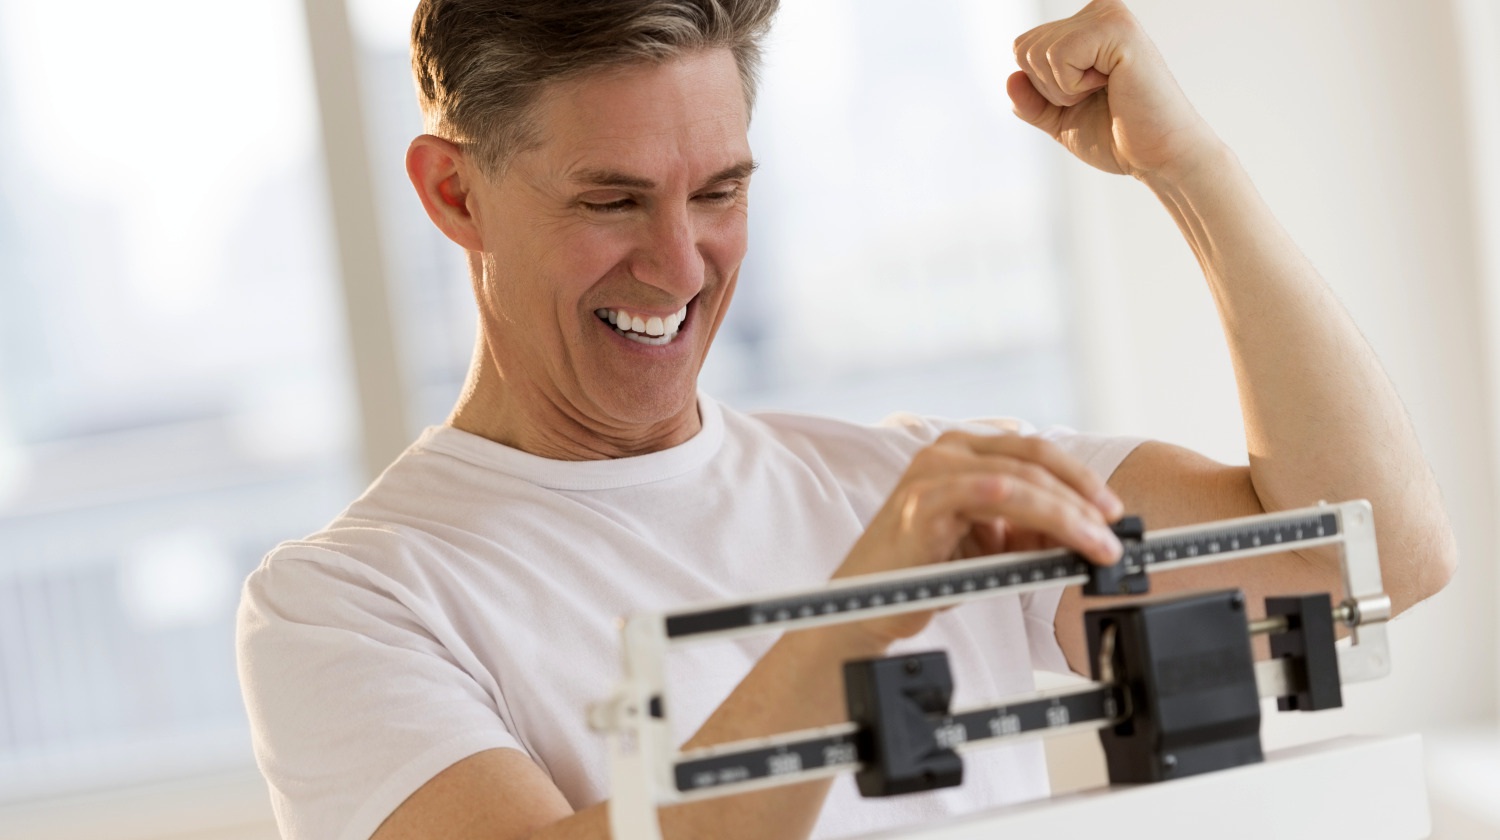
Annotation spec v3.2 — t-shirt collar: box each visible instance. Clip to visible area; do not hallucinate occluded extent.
[416,394,725,491]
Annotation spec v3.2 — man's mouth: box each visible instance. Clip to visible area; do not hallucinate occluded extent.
[594,305,688,346]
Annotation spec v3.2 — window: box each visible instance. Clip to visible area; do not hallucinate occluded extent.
[0,0,358,799]
[0,0,1074,807]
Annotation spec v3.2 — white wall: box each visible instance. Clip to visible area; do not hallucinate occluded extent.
[1054,0,1500,830]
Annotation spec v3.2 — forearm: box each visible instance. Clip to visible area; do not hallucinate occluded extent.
[533,624,885,840]
[1142,145,1457,610]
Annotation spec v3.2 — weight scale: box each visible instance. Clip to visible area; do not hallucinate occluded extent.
[589,500,1430,838]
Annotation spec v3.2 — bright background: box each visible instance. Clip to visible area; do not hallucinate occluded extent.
[0,0,1495,837]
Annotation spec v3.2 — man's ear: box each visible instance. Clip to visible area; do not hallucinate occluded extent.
[406,134,484,252]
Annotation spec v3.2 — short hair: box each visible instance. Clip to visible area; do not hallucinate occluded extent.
[411,0,780,176]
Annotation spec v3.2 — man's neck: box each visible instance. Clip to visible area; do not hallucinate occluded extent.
[447,341,702,461]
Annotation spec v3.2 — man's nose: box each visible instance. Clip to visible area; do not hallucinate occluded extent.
[633,206,705,298]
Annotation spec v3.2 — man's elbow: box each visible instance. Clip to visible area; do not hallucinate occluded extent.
[1402,513,1459,610]
[1426,523,1460,596]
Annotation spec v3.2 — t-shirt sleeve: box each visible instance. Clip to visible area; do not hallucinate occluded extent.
[236,548,522,840]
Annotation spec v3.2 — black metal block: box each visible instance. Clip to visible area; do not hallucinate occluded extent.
[1266,593,1343,712]
[1083,516,1149,596]
[843,651,963,797]
[1085,589,1263,783]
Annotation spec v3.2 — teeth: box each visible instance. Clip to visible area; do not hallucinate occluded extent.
[595,305,691,343]
[624,332,671,346]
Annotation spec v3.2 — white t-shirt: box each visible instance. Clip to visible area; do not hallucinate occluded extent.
[236,395,1143,840]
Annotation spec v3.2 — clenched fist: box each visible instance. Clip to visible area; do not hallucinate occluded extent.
[1008,0,1223,184]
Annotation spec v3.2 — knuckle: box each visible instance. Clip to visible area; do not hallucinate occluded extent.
[921,515,963,548]
[1014,28,1042,58]
[908,446,947,475]
[898,495,924,532]
[908,447,935,470]
[933,430,971,448]
[899,478,938,522]
[1020,435,1054,460]
[1098,3,1135,28]
[1014,462,1051,487]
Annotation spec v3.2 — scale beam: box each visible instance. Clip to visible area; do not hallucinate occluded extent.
[592,500,1393,840]
[664,509,1340,642]
[672,683,1124,800]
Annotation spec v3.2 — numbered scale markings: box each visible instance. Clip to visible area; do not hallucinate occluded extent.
[665,512,1338,640]
[674,684,1124,793]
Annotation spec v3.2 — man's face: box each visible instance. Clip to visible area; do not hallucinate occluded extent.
[467,48,752,453]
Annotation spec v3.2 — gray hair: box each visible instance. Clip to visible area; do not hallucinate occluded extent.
[411,0,780,176]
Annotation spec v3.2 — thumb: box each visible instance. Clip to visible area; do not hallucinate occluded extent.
[1006,70,1062,137]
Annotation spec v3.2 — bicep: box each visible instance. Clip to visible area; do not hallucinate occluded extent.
[371,748,587,840]
[1053,441,1340,674]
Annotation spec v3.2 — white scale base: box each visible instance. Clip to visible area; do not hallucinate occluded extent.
[855,735,1430,840]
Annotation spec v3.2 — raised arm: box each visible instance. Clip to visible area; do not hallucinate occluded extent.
[1005,0,1456,669]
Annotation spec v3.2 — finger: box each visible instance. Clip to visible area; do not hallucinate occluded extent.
[970,518,1009,556]
[1016,23,1104,109]
[1065,65,1110,100]
[1006,70,1064,137]
[956,518,1008,560]
[979,473,1122,566]
[918,437,1076,497]
[959,519,1053,558]
[909,440,1118,550]
[897,475,1008,566]
[909,447,1109,541]
[1000,525,1070,555]
[934,431,1125,520]
[903,472,1122,567]
[1014,30,1073,107]
[1042,29,1112,106]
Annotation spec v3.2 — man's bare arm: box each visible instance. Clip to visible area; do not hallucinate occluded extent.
[1008,1,1457,670]
[371,622,882,840]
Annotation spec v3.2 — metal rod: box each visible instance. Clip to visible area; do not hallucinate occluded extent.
[1333,603,1356,625]
[1248,616,1290,636]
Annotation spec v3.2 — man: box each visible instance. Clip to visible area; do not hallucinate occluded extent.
[236,1,1455,838]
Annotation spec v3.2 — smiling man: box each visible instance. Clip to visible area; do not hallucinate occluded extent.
[236,2,1456,839]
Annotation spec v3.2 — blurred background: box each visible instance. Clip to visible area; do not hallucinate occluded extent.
[0,0,1494,837]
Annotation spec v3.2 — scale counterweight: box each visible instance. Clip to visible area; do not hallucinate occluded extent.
[664,511,1340,641]
[673,684,1124,797]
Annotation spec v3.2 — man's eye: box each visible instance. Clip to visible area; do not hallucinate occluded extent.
[582,198,634,213]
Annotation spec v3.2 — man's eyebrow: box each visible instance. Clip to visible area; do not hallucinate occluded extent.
[701,160,759,187]
[571,169,657,190]
[569,160,759,191]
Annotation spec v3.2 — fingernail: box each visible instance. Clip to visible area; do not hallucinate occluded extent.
[1098,525,1122,558]
[1077,521,1122,560]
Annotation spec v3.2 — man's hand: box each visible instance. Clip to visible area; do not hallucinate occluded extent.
[834,431,1125,646]
[1007,0,1221,183]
